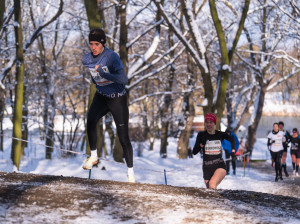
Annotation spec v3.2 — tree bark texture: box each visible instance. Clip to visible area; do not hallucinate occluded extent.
[160,30,175,157]
[209,0,250,128]
[177,54,196,159]
[84,0,104,156]
[247,82,269,156]
[0,86,4,151]
[11,0,24,170]
[112,0,128,162]
[0,0,4,31]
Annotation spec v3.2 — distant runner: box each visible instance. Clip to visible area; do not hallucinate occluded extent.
[222,129,239,175]
[267,123,286,182]
[290,128,300,176]
[278,121,291,177]
[193,113,236,189]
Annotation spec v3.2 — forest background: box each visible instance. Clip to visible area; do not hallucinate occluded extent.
[0,0,299,169]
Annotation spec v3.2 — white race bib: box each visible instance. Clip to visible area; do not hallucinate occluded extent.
[89,68,113,86]
[291,142,298,150]
[205,140,222,155]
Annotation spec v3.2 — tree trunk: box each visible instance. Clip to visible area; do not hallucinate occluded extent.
[0,87,4,151]
[0,0,4,30]
[160,30,175,156]
[112,0,128,162]
[96,120,104,157]
[45,85,55,159]
[177,55,196,159]
[105,117,115,154]
[11,0,24,170]
[84,0,101,29]
[247,82,269,156]
[0,117,3,152]
[83,0,103,157]
[119,0,128,74]
[177,94,195,159]
[209,0,250,127]
[246,0,272,155]
[21,73,28,155]
[0,0,5,151]
[113,135,124,163]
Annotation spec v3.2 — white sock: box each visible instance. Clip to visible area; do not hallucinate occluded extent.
[91,150,98,158]
[128,167,134,176]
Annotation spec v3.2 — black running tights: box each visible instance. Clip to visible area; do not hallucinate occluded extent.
[270,150,283,176]
[225,150,236,172]
[87,92,133,168]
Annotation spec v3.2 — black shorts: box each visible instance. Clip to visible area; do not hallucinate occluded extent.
[203,161,226,180]
[291,150,300,158]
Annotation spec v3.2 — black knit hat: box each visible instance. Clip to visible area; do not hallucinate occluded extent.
[225,128,231,133]
[89,28,106,45]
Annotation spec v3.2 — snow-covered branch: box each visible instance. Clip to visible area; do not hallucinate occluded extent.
[129,86,203,105]
[126,19,163,49]
[128,31,161,78]
[127,1,151,26]
[0,7,14,40]
[128,39,182,80]
[0,56,16,84]
[271,0,300,24]
[153,0,208,73]
[127,47,185,90]
[267,67,300,91]
[0,0,64,83]
[24,0,64,51]
[237,49,300,67]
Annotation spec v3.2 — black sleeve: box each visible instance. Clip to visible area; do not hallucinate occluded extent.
[267,138,272,146]
[286,131,291,143]
[221,131,236,150]
[193,132,203,155]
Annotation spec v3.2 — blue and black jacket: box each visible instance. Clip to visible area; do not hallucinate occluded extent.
[222,132,239,153]
[82,47,128,95]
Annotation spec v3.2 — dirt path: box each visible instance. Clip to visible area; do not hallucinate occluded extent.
[1,171,300,223]
[250,160,300,186]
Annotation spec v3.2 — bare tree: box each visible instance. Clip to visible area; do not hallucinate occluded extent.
[11,0,25,170]
[231,0,300,153]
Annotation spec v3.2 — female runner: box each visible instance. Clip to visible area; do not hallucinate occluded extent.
[193,113,236,189]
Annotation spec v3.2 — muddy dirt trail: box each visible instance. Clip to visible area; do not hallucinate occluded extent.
[1,171,300,223]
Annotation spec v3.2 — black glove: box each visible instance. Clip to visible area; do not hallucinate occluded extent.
[200,147,204,159]
[271,140,275,144]
[231,152,237,161]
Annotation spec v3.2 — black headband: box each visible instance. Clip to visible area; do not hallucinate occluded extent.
[89,29,106,45]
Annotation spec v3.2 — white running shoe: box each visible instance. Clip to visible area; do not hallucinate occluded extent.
[128,174,135,183]
[296,172,299,177]
[293,170,296,176]
[82,156,99,170]
[128,167,135,183]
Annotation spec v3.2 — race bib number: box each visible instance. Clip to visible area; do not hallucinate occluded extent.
[205,140,222,155]
[89,68,113,86]
[273,139,282,147]
[291,142,298,150]
[101,66,109,73]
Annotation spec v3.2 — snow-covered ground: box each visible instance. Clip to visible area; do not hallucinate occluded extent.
[0,117,293,193]
[0,117,299,223]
